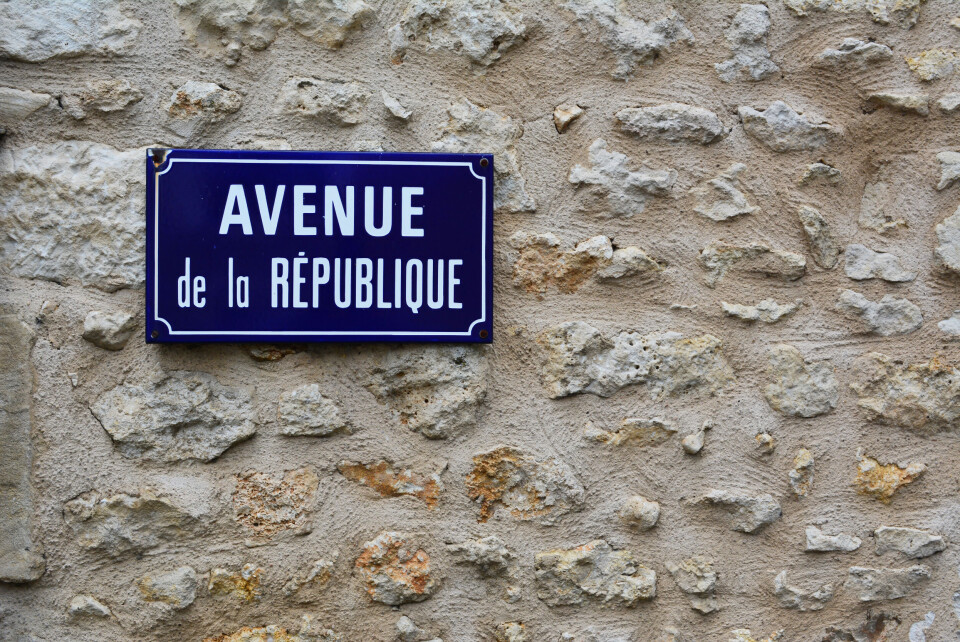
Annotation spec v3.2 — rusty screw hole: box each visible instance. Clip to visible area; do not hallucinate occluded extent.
[479,329,489,339]
[479,158,488,168]
[151,149,167,167]
[151,330,159,338]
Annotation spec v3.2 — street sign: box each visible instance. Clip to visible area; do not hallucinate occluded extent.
[146,148,493,343]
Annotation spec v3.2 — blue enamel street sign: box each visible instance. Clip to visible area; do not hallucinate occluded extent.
[146,149,493,343]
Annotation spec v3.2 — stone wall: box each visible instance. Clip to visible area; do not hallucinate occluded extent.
[1,1,959,640]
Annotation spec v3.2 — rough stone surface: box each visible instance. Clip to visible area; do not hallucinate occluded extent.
[844,244,916,282]
[617,496,660,530]
[432,98,534,213]
[165,81,241,138]
[0,314,44,583]
[209,564,263,602]
[338,460,442,507]
[788,448,814,497]
[938,310,960,335]
[764,345,838,418]
[773,570,833,611]
[0,142,145,291]
[798,205,839,268]
[690,164,758,221]
[465,446,584,525]
[82,310,136,350]
[799,161,841,185]
[277,77,367,125]
[615,103,725,145]
[805,526,862,553]
[938,93,960,112]
[874,526,947,559]
[739,101,838,152]
[816,38,894,66]
[836,290,923,336]
[721,299,802,323]
[60,79,142,120]
[585,417,678,448]
[906,49,958,81]
[936,151,960,190]
[68,594,112,618]
[355,531,438,605]
[387,0,526,66]
[535,540,656,606]
[367,344,488,439]
[697,490,782,533]
[846,565,931,601]
[233,468,318,539]
[277,384,351,437]
[282,557,336,603]
[859,180,907,233]
[0,87,51,123]
[538,321,734,399]
[381,90,411,120]
[935,205,960,273]
[202,616,343,642]
[716,4,779,82]
[699,241,805,287]
[855,452,926,503]
[782,0,924,27]
[851,352,960,433]
[554,104,583,133]
[91,371,256,462]
[667,556,718,613]
[569,139,676,218]
[560,1,692,80]
[867,92,930,116]
[137,566,198,609]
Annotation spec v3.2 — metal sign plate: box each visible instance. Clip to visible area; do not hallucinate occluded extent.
[146,148,493,343]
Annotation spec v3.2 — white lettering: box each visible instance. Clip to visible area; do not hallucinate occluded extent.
[401,187,424,237]
[294,185,317,236]
[219,185,252,235]
[255,184,285,235]
[325,186,355,236]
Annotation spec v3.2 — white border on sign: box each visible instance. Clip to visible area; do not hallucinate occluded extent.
[154,157,487,336]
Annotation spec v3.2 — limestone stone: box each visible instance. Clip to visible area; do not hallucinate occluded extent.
[560,1,692,80]
[136,566,198,609]
[175,0,372,64]
[764,345,838,418]
[82,310,135,350]
[0,315,44,583]
[387,0,526,66]
[938,311,960,335]
[465,446,584,525]
[283,556,336,602]
[799,162,841,185]
[867,92,930,116]
[0,141,145,291]
[278,384,351,437]
[338,460,443,507]
[906,49,957,81]
[68,595,111,618]
[937,94,960,112]
[355,531,438,605]
[729,632,783,642]
[586,417,678,448]
[209,564,263,601]
[721,299,802,323]
[773,571,833,611]
[681,421,712,455]
[859,181,907,233]
[936,205,960,273]
[805,526,861,552]
[367,344,488,439]
[233,468,318,539]
[381,90,411,120]
[448,536,515,576]
[699,241,806,288]
[908,613,934,642]
[568,139,676,218]
[203,616,343,642]
[60,79,142,120]
[509,233,660,294]
[821,612,902,641]
[615,103,726,144]
[816,38,894,66]
[739,101,838,152]
[936,151,960,190]
[666,556,718,614]
[92,371,256,462]
[844,244,915,282]
[535,540,656,606]
[789,449,815,497]
[538,322,734,399]
[165,81,241,137]
[715,4,779,82]
[782,0,923,27]
[798,205,839,268]
[836,290,922,336]
[495,622,525,642]
[277,77,367,125]
[0,87,51,123]
[855,452,925,503]
[432,99,534,213]
[0,0,140,62]
[697,489,782,533]
[618,496,660,530]
[690,164,758,221]
[755,432,775,454]
[396,615,426,642]
[63,490,196,557]
[554,104,583,133]
[845,565,930,601]
[851,352,960,433]
[874,526,946,559]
